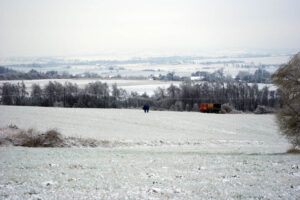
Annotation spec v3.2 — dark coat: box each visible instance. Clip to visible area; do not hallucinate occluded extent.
[143,104,150,112]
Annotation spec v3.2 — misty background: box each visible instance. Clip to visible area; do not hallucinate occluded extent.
[1,0,300,57]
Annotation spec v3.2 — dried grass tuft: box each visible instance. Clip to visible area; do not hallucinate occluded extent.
[0,126,132,148]
[286,148,300,154]
[0,127,65,147]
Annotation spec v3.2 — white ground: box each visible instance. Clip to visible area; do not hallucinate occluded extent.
[1,54,289,79]
[1,54,287,96]
[0,106,300,199]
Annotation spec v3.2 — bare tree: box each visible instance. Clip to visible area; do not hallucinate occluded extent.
[1,83,19,105]
[31,83,43,105]
[271,53,300,148]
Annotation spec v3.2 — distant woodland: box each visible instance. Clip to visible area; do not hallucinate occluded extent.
[0,66,271,83]
[0,66,78,80]
[0,80,281,112]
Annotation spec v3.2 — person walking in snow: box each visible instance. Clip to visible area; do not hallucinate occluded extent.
[143,104,150,113]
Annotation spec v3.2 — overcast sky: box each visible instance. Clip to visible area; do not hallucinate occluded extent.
[0,0,299,57]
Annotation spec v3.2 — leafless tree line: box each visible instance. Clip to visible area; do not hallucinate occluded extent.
[0,80,281,112]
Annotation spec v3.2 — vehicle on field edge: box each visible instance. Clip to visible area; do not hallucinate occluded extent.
[199,103,221,113]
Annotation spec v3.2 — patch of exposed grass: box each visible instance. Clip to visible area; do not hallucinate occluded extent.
[286,148,300,154]
[0,126,121,148]
[0,127,65,147]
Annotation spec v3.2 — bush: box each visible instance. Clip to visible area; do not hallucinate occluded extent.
[220,104,233,113]
[254,105,275,114]
[8,124,18,129]
[0,127,65,147]
[0,126,111,148]
[14,129,64,147]
[286,148,300,154]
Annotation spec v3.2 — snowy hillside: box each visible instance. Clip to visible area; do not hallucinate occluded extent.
[0,106,299,199]
[0,105,289,153]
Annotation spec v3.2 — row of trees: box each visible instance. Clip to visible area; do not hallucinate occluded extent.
[235,69,271,83]
[151,81,280,111]
[191,68,271,83]
[1,81,122,108]
[0,66,88,80]
[0,80,281,112]
[1,65,272,84]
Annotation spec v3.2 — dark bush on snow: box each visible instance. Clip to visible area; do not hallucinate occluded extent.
[254,105,275,114]
[286,148,300,154]
[220,104,234,113]
[26,130,65,147]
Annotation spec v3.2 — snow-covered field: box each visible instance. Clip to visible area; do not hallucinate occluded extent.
[0,106,299,199]
[1,54,290,78]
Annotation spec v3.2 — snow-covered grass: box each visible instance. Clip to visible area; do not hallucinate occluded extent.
[0,105,289,153]
[1,147,300,200]
[0,105,299,199]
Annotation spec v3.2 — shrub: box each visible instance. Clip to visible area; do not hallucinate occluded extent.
[286,148,300,154]
[0,126,110,148]
[1,127,65,147]
[220,103,233,113]
[254,105,275,114]
[8,124,18,129]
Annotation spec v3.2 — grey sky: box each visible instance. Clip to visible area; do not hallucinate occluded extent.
[0,0,299,57]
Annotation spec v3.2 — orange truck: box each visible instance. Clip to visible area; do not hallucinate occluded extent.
[199,103,221,113]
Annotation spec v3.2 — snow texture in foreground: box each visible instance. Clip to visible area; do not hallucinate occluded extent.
[1,148,300,200]
[0,106,299,199]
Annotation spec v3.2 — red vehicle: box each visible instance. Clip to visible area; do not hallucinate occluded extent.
[200,103,221,113]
